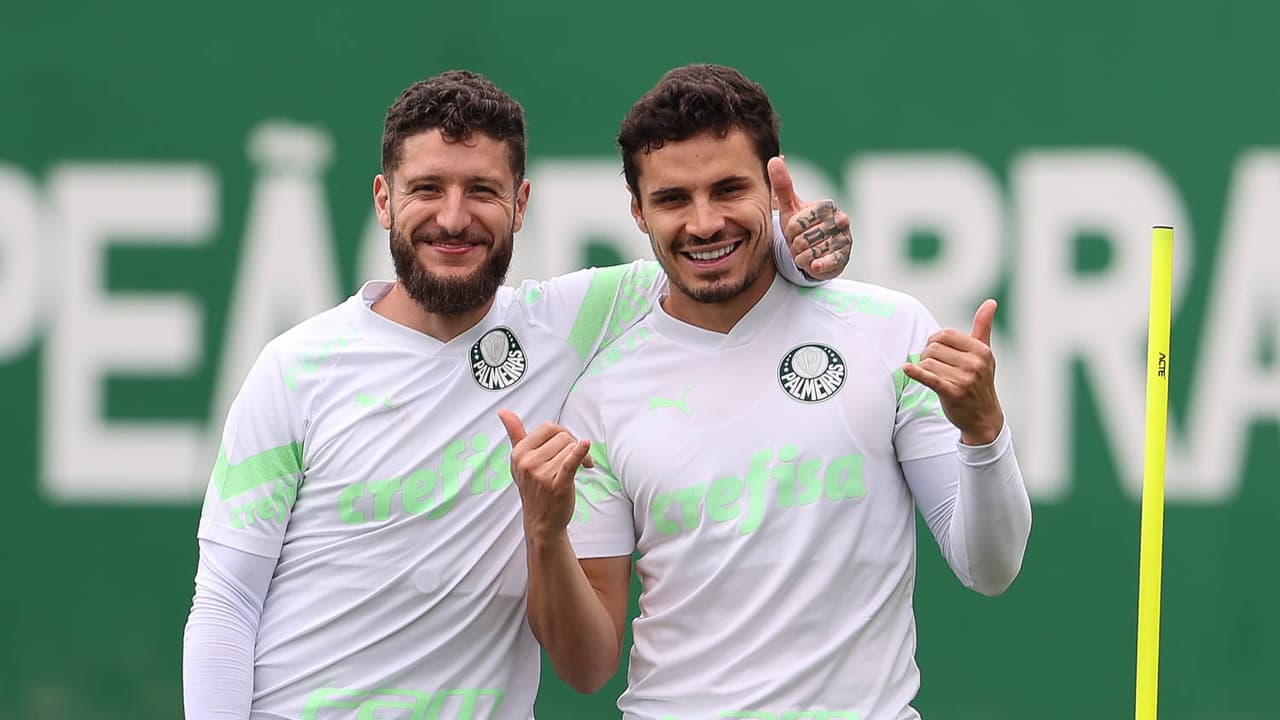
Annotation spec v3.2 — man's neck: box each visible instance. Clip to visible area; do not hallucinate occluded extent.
[661,266,776,334]
[371,282,496,342]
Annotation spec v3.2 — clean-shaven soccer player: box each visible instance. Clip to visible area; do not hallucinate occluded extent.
[501,64,1032,720]
[181,71,853,720]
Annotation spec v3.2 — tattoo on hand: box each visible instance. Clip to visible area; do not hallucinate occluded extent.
[795,200,837,231]
[802,222,852,261]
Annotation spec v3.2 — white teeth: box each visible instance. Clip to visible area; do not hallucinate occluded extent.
[687,243,738,261]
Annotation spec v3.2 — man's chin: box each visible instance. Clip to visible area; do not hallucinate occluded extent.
[673,259,772,304]
[390,228,513,316]
[683,277,748,304]
[404,275,495,316]
[400,258,510,317]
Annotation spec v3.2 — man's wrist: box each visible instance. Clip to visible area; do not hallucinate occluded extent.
[959,418,1005,446]
[524,524,571,554]
[959,430,997,446]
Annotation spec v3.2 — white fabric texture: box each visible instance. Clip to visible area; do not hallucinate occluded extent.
[182,220,822,720]
[188,262,667,720]
[564,276,1031,720]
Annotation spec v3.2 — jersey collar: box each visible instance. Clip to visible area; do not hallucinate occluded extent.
[648,274,790,349]
[347,281,509,356]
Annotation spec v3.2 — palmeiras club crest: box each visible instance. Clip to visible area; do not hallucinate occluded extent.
[470,327,527,390]
[778,343,847,402]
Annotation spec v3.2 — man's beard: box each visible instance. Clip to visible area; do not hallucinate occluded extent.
[657,229,770,304]
[389,224,513,316]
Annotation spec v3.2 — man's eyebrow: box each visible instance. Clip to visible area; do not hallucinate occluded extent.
[647,185,686,198]
[648,174,753,198]
[399,173,505,186]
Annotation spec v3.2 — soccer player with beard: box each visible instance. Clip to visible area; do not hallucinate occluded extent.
[502,64,1033,720]
[181,70,852,720]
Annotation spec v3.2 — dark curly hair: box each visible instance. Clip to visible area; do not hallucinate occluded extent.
[618,64,780,198]
[381,70,526,182]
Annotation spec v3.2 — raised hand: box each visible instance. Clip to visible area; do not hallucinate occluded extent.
[497,409,594,538]
[901,299,1005,445]
[768,155,854,279]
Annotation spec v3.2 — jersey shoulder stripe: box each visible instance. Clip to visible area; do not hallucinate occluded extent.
[213,441,304,500]
[564,260,663,363]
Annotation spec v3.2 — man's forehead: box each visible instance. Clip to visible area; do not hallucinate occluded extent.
[637,130,763,189]
[395,129,513,180]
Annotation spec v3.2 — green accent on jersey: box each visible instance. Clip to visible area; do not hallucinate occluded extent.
[572,327,653,394]
[666,708,862,718]
[566,262,663,365]
[902,385,944,418]
[648,384,693,415]
[336,433,512,525]
[645,446,865,537]
[573,443,620,524]
[354,393,392,409]
[586,442,614,476]
[602,261,662,344]
[894,353,944,418]
[283,333,357,392]
[891,354,919,402]
[798,286,895,318]
[301,686,504,720]
[566,265,634,364]
[213,442,303,500]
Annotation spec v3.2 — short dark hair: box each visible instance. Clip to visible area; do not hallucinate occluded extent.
[381,70,526,182]
[617,64,781,196]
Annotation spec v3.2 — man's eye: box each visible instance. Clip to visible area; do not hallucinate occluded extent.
[471,185,497,195]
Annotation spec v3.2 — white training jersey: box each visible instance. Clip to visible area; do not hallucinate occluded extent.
[197,261,667,720]
[563,276,958,720]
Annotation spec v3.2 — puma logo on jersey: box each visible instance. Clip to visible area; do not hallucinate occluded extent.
[283,334,358,391]
[779,343,846,402]
[470,327,527,390]
[648,384,693,416]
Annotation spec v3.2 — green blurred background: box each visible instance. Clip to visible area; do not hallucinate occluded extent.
[1,1,1277,718]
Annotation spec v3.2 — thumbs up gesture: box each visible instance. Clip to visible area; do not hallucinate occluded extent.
[901,299,1005,445]
[497,409,594,539]
[768,156,853,280]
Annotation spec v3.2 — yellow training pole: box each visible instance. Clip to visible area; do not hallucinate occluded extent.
[1136,225,1174,720]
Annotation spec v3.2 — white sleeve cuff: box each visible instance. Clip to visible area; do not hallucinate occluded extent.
[956,422,1013,466]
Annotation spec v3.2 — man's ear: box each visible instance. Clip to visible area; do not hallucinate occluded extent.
[511,178,532,233]
[629,188,649,235]
[373,174,393,230]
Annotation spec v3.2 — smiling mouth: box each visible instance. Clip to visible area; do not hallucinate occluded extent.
[420,238,488,255]
[682,241,741,263]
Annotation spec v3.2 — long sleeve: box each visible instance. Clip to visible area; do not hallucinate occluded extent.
[182,539,277,719]
[904,423,1033,596]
